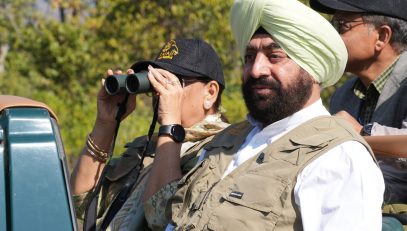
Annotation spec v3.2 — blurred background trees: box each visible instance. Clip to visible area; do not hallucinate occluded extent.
[0,0,338,166]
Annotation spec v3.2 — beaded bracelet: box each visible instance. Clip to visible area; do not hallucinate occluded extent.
[85,133,110,163]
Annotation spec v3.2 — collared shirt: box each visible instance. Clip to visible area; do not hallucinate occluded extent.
[187,99,384,231]
[353,57,399,124]
[222,99,331,177]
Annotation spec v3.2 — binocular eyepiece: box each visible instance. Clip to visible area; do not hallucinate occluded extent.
[104,71,151,95]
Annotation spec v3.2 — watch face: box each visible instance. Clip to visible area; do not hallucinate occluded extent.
[172,125,186,142]
[159,124,185,142]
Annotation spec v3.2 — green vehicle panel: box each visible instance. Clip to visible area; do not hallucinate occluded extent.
[0,96,77,231]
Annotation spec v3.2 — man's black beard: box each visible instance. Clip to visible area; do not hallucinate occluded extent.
[242,70,313,126]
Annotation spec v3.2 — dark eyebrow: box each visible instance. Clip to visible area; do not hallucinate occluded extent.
[264,43,281,50]
[245,42,282,53]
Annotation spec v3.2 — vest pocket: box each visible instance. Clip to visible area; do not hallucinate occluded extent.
[207,174,288,231]
[172,159,213,224]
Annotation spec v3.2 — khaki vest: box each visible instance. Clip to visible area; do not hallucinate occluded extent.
[168,116,376,231]
[92,135,214,227]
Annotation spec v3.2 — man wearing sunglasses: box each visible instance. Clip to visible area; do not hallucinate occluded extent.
[310,0,407,229]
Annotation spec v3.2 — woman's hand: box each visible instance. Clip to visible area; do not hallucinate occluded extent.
[147,65,183,125]
[95,69,137,130]
[143,65,184,201]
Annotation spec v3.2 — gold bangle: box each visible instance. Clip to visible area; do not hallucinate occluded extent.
[87,133,110,154]
[86,145,107,163]
[85,134,110,163]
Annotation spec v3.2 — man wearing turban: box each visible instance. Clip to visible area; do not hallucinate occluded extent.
[144,0,385,230]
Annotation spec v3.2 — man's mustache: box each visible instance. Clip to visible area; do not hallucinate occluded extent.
[245,77,280,90]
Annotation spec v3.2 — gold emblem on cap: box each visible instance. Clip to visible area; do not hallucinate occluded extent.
[158,40,179,59]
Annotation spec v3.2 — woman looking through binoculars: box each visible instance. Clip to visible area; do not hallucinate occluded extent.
[70,38,229,231]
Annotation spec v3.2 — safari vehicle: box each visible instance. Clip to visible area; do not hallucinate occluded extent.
[0,95,77,231]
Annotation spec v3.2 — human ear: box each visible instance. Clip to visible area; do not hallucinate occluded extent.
[203,81,219,111]
[375,25,392,51]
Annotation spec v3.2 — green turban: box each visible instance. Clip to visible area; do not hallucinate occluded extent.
[230,0,347,88]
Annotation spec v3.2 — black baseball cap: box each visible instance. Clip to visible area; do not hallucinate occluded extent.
[131,38,225,89]
[310,0,407,21]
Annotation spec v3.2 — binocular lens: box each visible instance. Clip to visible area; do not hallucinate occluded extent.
[105,75,124,95]
[126,75,140,93]
[126,72,150,94]
[104,71,151,95]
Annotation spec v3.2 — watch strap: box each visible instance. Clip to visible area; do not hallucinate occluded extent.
[158,124,173,135]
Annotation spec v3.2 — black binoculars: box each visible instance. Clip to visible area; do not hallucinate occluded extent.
[104,71,151,95]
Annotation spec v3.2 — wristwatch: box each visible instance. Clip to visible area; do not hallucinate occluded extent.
[361,123,373,136]
[158,124,186,142]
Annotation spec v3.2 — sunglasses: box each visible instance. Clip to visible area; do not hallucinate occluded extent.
[178,76,212,88]
[145,76,211,97]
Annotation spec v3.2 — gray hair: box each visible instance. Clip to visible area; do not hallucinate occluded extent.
[363,14,407,53]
